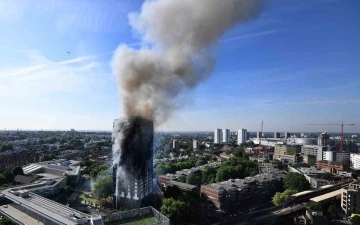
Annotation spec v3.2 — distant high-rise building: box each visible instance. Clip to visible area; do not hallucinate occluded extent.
[284,132,291,138]
[323,151,335,162]
[274,132,280,138]
[222,129,230,143]
[193,139,200,150]
[257,132,262,139]
[237,129,247,145]
[336,152,350,163]
[172,140,178,150]
[214,129,222,144]
[351,153,360,169]
[318,131,330,146]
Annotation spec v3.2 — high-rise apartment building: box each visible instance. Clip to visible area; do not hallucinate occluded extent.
[237,129,247,145]
[323,151,335,162]
[193,139,200,150]
[257,132,262,139]
[318,131,330,146]
[336,152,350,163]
[222,129,230,143]
[284,132,291,138]
[351,154,360,169]
[172,139,178,150]
[214,129,222,144]
[113,117,153,209]
[274,132,280,138]
[341,182,360,217]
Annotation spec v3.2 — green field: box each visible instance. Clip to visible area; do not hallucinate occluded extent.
[78,192,99,205]
[106,216,159,225]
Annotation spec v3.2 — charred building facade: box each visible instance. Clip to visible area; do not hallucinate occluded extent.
[113,117,154,209]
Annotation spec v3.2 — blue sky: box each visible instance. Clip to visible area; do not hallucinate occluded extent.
[0,0,359,132]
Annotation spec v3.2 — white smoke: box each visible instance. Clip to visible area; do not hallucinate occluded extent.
[112,0,263,125]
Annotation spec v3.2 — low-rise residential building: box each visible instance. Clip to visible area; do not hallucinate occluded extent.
[317,160,350,173]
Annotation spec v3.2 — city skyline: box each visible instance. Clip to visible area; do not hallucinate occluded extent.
[1,0,360,132]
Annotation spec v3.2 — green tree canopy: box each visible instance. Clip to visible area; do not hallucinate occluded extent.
[0,142,13,152]
[186,172,202,186]
[93,176,114,201]
[179,174,187,183]
[352,216,360,225]
[272,189,298,206]
[284,172,310,191]
[2,171,14,183]
[0,175,8,187]
[308,202,323,212]
[327,204,337,219]
[201,166,217,184]
[195,157,207,167]
[164,186,182,199]
[12,166,24,176]
[161,198,187,225]
[0,218,16,225]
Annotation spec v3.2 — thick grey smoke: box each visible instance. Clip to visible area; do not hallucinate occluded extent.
[112,0,263,124]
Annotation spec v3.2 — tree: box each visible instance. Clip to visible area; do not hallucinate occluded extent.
[201,166,217,184]
[92,176,114,202]
[284,172,310,191]
[179,174,187,183]
[186,172,202,186]
[164,186,182,199]
[308,202,323,212]
[352,216,360,225]
[195,157,207,167]
[272,189,298,206]
[327,204,337,219]
[2,171,14,183]
[161,198,187,225]
[0,175,8,186]
[0,218,16,225]
[12,166,24,176]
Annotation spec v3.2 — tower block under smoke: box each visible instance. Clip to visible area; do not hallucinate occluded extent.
[113,116,154,209]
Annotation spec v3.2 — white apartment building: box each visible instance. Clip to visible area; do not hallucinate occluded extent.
[351,154,360,169]
[222,129,230,143]
[172,140,178,150]
[323,151,335,161]
[193,139,200,150]
[237,129,248,145]
[214,129,222,144]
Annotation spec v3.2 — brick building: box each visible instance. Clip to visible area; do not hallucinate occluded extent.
[317,160,350,173]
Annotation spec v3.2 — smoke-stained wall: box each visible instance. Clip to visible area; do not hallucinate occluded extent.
[113,117,154,209]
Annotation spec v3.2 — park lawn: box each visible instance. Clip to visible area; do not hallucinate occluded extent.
[105,216,159,225]
[79,192,99,205]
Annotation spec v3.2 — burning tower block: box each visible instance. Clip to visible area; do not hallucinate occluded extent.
[113,116,154,209]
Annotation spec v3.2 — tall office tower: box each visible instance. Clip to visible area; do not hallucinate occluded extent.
[193,139,200,150]
[257,131,262,139]
[318,131,330,146]
[222,129,230,143]
[113,117,154,209]
[284,132,291,138]
[237,129,247,145]
[274,132,280,138]
[214,129,222,144]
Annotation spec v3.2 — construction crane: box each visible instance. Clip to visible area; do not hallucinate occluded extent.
[306,122,355,152]
[258,121,263,155]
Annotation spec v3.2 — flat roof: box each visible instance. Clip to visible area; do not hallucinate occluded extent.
[310,189,343,202]
[1,189,88,225]
[292,190,314,197]
[1,204,45,225]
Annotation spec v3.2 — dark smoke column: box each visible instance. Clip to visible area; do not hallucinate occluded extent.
[113,116,154,209]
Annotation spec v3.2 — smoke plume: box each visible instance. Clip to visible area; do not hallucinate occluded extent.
[112,0,263,124]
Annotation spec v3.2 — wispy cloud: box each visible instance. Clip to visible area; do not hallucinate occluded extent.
[221,29,284,43]
[0,51,109,98]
